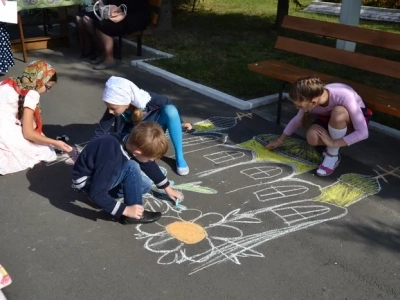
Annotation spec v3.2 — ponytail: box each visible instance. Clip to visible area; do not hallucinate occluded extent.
[130,105,143,125]
[301,111,309,131]
[17,94,26,120]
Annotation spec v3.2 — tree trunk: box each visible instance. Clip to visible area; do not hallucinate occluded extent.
[157,0,173,31]
[273,0,289,30]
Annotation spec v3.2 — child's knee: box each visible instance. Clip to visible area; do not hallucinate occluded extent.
[330,106,349,127]
[125,160,141,173]
[162,104,179,118]
[306,128,319,146]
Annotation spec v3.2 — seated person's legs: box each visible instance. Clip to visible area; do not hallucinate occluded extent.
[76,10,97,58]
[91,19,125,69]
[92,28,115,69]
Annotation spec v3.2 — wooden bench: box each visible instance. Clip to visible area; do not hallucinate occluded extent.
[117,0,162,58]
[248,15,400,124]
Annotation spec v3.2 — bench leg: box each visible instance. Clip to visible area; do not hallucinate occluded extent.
[137,34,142,56]
[276,82,286,124]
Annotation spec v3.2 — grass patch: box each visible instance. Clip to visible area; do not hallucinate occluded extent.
[136,0,400,129]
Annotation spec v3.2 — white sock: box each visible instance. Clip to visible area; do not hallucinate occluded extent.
[317,125,347,176]
[326,125,347,155]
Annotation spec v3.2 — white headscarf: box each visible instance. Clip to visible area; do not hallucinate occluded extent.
[102,76,151,109]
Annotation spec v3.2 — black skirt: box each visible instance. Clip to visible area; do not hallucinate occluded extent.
[94,0,151,36]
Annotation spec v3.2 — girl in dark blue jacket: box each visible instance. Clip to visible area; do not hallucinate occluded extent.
[93,76,192,175]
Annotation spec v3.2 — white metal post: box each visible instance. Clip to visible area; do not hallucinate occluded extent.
[336,0,362,52]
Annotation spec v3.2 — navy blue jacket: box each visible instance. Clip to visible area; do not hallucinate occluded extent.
[93,92,183,140]
[71,133,169,218]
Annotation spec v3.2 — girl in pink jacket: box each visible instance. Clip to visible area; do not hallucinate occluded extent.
[266,77,372,176]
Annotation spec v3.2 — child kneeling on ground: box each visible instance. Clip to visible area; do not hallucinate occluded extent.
[71,121,183,224]
[266,76,372,176]
[93,76,192,176]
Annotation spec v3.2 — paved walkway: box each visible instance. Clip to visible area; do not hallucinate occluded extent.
[0,47,400,300]
[303,1,400,23]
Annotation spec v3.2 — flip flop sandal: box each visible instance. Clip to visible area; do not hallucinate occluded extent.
[316,153,341,177]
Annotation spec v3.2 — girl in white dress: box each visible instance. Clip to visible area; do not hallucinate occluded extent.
[0,60,73,175]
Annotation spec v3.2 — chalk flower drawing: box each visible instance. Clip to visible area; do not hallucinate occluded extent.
[135,209,261,265]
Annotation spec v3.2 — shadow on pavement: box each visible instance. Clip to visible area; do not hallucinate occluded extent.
[25,123,114,222]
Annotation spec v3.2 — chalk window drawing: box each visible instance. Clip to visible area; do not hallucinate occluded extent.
[181,135,220,147]
[135,209,260,265]
[271,205,331,226]
[254,185,309,202]
[204,151,245,164]
[240,166,283,180]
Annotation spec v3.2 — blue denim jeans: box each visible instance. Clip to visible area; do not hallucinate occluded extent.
[108,160,152,206]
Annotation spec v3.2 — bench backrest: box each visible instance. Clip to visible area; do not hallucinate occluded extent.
[149,0,162,26]
[277,16,400,80]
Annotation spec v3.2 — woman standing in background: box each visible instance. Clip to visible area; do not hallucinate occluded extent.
[0,0,15,75]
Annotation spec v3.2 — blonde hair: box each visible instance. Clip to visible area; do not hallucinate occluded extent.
[126,121,168,159]
[127,104,143,125]
[289,76,325,130]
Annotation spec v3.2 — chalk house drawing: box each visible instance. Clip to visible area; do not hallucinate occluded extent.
[136,115,398,275]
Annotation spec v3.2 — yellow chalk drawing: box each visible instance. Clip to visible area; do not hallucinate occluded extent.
[172,182,217,194]
[316,173,381,207]
[256,134,322,165]
[193,115,251,132]
[193,121,216,132]
[166,221,207,244]
[238,139,317,174]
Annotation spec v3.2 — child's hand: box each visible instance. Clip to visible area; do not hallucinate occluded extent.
[123,204,144,219]
[54,140,73,153]
[265,139,282,150]
[315,128,335,147]
[165,186,184,202]
[182,122,193,131]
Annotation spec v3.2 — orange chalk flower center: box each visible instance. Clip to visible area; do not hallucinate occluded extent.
[165,221,207,244]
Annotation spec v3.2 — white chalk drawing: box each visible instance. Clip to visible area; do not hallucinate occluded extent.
[271,205,331,226]
[204,150,245,164]
[47,115,396,274]
[135,208,261,265]
[240,166,283,180]
[254,184,309,202]
[133,115,400,275]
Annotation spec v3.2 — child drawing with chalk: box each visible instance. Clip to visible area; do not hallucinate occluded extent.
[92,76,192,176]
[266,77,372,176]
[71,122,184,225]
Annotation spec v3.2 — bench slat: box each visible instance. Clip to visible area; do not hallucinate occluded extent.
[282,16,400,52]
[248,60,400,117]
[275,37,400,80]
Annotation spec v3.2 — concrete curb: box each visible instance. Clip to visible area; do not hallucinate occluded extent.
[132,60,282,110]
[122,38,174,59]
[369,121,400,139]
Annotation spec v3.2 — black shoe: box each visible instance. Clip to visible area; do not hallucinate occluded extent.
[119,210,162,225]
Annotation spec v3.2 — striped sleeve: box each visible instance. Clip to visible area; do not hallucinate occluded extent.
[139,160,170,189]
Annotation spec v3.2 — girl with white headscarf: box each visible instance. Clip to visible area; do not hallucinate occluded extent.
[93,76,192,176]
